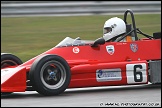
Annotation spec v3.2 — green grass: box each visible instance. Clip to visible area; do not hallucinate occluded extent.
[1,14,161,62]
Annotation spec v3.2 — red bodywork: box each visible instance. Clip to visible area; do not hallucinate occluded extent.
[1,38,161,92]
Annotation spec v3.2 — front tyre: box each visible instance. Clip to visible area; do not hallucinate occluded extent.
[29,54,71,96]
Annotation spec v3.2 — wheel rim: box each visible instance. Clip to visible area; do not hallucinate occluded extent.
[40,60,66,89]
[1,60,18,68]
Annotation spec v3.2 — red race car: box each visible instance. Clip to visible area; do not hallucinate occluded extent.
[1,9,161,96]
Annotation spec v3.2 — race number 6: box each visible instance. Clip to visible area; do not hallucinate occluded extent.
[126,63,147,84]
[134,65,143,82]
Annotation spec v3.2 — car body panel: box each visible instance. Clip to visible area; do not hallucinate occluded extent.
[1,38,160,92]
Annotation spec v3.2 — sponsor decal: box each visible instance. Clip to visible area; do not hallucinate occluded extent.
[73,47,80,53]
[106,45,115,55]
[130,43,138,52]
[96,68,122,82]
[1,68,18,76]
[1,69,9,76]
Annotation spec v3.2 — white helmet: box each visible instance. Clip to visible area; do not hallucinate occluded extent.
[103,17,126,41]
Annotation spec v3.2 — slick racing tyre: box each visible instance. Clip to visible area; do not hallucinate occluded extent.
[29,54,71,96]
[1,53,23,96]
[1,53,23,69]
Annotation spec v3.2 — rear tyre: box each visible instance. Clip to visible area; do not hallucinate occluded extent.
[1,53,23,68]
[29,54,71,96]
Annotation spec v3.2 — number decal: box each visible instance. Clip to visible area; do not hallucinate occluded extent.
[134,65,143,82]
[126,63,147,84]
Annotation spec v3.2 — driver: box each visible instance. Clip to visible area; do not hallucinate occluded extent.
[103,17,127,42]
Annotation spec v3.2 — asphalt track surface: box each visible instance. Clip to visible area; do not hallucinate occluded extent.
[1,83,161,107]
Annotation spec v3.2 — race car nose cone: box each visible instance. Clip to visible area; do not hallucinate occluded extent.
[1,66,26,92]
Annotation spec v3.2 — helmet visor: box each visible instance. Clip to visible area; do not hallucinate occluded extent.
[103,27,112,34]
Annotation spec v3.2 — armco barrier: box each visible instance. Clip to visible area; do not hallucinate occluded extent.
[1,1,161,17]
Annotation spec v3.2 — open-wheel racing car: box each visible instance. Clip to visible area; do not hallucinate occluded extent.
[1,9,161,96]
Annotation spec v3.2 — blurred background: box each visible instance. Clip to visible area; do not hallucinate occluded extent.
[1,1,161,17]
[1,1,161,62]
